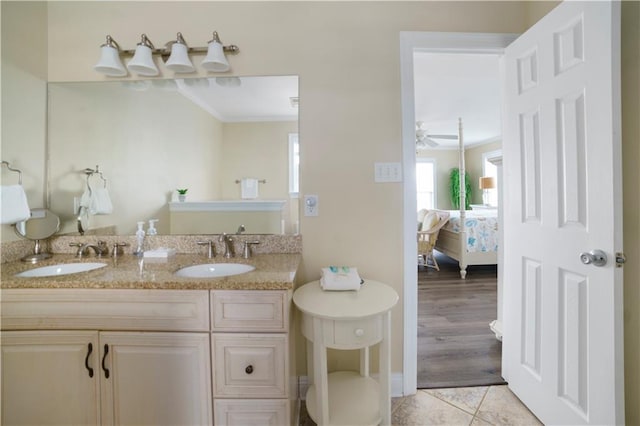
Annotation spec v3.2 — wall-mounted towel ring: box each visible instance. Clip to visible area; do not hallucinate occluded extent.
[1,161,23,184]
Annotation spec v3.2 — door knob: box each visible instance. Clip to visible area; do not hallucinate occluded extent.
[580,249,607,267]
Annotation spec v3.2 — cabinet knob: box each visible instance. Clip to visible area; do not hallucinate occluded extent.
[354,328,365,337]
[245,365,254,374]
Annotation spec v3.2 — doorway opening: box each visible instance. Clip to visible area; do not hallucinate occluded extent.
[400,32,517,395]
[413,51,504,388]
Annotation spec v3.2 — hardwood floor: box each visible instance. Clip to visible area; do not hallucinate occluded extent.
[417,251,506,389]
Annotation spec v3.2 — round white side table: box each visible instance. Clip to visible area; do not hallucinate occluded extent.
[293,280,398,426]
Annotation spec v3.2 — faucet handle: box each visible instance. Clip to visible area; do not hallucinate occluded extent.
[69,242,84,257]
[197,240,215,258]
[241,241,260,259]
[112,242,129,258]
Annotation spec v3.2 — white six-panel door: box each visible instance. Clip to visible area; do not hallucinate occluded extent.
[502,1,624,424]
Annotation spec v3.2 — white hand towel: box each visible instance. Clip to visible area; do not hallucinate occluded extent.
[92,188,113,215]
[241,178,259,199]
[320,266,362,291]
[0,185,31,225]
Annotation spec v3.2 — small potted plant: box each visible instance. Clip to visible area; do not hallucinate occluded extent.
[177,188,188,202]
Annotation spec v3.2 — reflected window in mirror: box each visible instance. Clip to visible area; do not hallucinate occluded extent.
[289,133,299,198]
[416,159,436,211]
[482,149,501,207]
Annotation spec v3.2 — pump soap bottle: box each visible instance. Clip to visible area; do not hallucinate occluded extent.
[133,221,146,256]
[147,219,158,236]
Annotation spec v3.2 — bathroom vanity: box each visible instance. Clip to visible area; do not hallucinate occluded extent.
[0,253,300,426]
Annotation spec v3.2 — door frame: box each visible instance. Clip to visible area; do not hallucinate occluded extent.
[400,31,518,395]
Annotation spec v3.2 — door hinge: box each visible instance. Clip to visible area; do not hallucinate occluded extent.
[615,252,626,268]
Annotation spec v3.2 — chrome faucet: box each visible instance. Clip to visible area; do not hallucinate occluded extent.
[70,241,109,258]
[236,225,246,235]
[219,233,234,258]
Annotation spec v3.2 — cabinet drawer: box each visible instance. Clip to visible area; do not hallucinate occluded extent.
[211,290,287,332]
[300,315,383,350]
[333,317,382,349]
[212,334,287,398]
[0,289,210,332]
[213,399,289,426]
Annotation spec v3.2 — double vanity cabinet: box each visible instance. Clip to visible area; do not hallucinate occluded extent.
[0,253,299,426]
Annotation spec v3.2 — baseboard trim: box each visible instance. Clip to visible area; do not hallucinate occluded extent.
[297,372,406,400]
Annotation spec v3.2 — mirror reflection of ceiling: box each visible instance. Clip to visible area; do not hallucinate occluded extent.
[124,75,298,122]
[413,52,501,148]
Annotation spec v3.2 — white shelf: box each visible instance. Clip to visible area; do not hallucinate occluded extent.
[306,371,380,426]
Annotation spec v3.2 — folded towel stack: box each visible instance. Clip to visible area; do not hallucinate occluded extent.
[1,185,31,225]
[320,266,363,291]
[143,247,177,258]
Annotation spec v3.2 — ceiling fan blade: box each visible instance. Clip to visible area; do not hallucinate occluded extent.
[426,134,458,140]
[424,137,439,147]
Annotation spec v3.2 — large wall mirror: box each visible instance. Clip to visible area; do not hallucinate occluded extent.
[47,76,299,235]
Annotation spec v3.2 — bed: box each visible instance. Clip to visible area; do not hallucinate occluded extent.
[432,118,499,278]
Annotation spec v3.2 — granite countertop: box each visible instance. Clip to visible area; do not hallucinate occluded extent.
[0,253,301,290]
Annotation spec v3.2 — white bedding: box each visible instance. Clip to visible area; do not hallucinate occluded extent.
[443,210,498,253]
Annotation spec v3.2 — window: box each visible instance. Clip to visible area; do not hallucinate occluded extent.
[482,149,501,206]
[289,133,299,197]
[416,159,436,210]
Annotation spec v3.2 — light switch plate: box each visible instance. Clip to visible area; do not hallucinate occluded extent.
[304,195,319,216]
[374,162,402,182]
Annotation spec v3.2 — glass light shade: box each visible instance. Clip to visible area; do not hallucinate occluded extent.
[127,45,159,76]
[202,41,230,72]
[165,43,195,73]
[94,45,127,77]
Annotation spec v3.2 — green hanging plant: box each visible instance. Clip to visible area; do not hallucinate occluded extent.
[449,168,472,210]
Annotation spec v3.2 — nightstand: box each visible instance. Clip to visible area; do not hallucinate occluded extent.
[293,280,398,426]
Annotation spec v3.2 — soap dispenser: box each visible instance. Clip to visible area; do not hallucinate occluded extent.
[133,221,146,256]
[147,219,158,236]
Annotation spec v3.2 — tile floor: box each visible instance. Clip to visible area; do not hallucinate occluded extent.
[300,385,543,426]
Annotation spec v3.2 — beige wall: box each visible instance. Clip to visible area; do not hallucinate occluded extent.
[221,121,298,234]
[465,140,502,205]
[2,2,638,419]
[621,1,640,424]
[0,1,47,242]
[47,82,224,235]
[14,0,531,376]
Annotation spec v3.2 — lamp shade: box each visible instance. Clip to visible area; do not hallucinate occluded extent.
[94,45,127,77]
[202,40,230,72]
[479,176,496,190]
[166,42,195,73]
[127,44,159,76]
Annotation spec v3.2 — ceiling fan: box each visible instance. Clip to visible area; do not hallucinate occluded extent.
[415,121,458,149]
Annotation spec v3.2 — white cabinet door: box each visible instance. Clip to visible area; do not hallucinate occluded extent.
[99,331,212,426]
[1,330,100,425]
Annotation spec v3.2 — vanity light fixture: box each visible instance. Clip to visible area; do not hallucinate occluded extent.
[126,34,159,76]
[94,31,239,77]
[165,32,195,73]
[93,35,127,77]
[201,31,230,72]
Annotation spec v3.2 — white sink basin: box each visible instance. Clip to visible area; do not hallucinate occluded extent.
[175,263,255,278]
[15,262,108,278]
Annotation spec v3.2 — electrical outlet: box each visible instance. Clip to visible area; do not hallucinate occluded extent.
[304,195,319,216]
